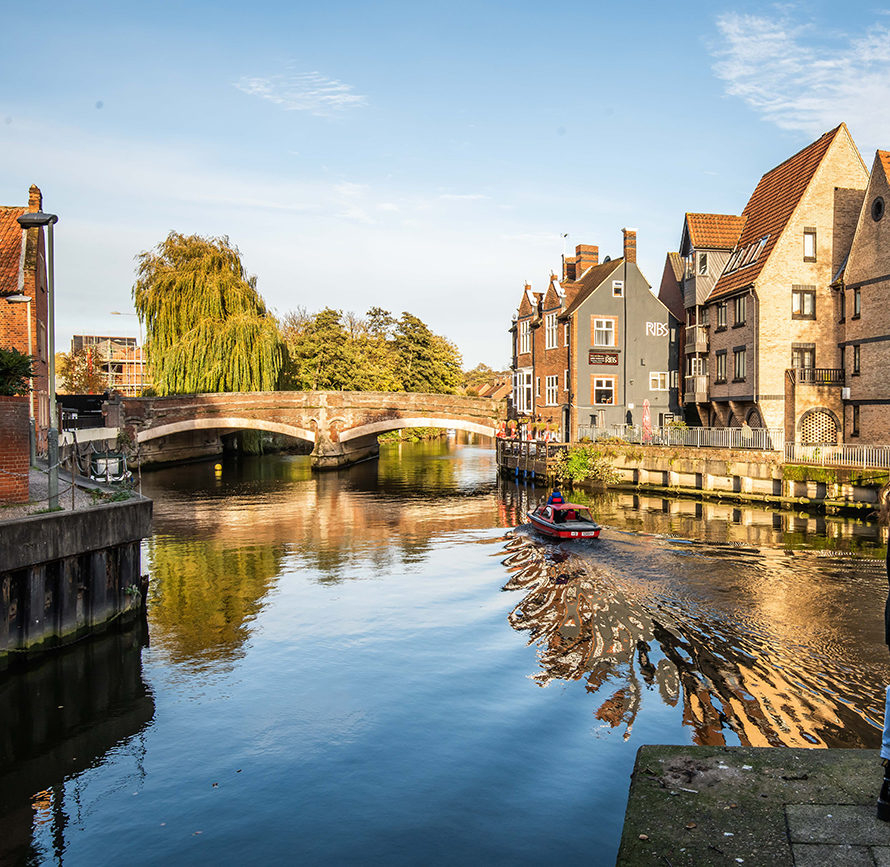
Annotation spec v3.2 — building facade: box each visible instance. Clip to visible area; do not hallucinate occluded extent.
[70,335,149,396]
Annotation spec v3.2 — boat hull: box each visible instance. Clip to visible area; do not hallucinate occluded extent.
[526,512,601,539]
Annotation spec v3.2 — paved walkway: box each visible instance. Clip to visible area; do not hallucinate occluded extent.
[618,745,890,865]
[0,465,117,521]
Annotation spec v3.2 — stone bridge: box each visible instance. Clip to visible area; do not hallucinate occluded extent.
[118,391,506,469]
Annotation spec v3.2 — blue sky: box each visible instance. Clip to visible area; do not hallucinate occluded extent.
[3,1,890,368]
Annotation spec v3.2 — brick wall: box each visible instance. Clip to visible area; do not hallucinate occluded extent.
[0,396,29,503]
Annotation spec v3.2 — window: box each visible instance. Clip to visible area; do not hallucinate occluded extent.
[592,316,616,347]
[612,280,624,298]
[512,370,533,413]
[697,252,708,276]
[734,295,746,326]
[536,376,540,396]
[874,196,886,222]
[519,319,530,354]
[839,289,846,322]
[715,302,727,330]
[593,377,615,405]
[853,344,861,375]
[733,347,747,381]
[803,228,816,262]
[564,322,569,346]
[853,288,861,318]
[852,405,860,436]
[670,370,679,389]
[715,350,727,383]
[649,371,668,390]
[792,286,816,319]
[545,312,557,349]
[791,344,815,369]
[564,368,569,391]
[545,375,558,406]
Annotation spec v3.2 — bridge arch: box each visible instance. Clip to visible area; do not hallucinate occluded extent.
[339,417,497,443]
[135,417,316,444]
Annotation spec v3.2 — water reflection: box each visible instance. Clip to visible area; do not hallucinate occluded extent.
[0,624,153,865]
[501,531,886,748]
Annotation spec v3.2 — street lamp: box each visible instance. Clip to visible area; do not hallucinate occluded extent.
[17,210,59,508]
[4,291,36,465]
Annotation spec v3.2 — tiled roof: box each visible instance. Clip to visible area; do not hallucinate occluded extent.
[0,206,25,294]
[668,251,684,283]
[658,253,685,322]
[559,259,623,319]
[708,124,846,301]
[685,213,746,250]
[877,150,890,181]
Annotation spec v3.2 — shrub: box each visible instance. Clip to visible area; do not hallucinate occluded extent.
[552,444,620,486]
[0,347,33,396]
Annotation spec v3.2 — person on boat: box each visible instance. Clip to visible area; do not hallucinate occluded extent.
[547,491,564,505]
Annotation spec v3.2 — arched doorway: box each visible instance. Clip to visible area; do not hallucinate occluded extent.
[746,408,763,429]
[798,408,839,445]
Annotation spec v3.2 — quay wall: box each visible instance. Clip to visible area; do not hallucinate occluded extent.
[498,440,886,511]
[0,498,153,668]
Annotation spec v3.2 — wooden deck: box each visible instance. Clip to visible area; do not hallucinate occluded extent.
[496,438,567,481]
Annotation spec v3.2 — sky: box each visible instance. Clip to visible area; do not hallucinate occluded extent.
[3,1,890,369]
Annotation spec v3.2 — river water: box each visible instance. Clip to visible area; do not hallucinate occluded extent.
[2,438,889,865]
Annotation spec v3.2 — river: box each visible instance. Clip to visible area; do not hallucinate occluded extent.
[2,437,889,864]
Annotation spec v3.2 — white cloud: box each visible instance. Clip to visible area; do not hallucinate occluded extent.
[712,12,890,153]
[235,71,368,116]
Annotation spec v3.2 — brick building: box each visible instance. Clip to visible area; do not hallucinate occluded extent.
[831,149,890,443]
[681,125,868,442]
[0,185,50,436]
[69,335,149,396]
[509,230,680,439]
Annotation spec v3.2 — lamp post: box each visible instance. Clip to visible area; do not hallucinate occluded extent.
[17,210,59,508]
[4,292,36,465]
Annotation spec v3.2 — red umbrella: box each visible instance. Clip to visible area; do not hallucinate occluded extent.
[642,399,652,444]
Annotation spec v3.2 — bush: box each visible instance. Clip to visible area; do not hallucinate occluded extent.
[0,347,33,396]
[552,444,620,486]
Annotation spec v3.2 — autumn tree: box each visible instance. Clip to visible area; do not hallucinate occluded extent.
[133,233,284,395]
[57,347,107,393]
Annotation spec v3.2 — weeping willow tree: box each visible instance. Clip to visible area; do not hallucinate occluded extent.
[133,232,285,394]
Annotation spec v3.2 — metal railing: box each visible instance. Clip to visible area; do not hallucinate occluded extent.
[785,442,890,469]
[577,424,784,451]
[790,367,845,385]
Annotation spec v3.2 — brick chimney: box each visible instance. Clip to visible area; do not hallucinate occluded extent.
[562,256,577,282]
[622,228,637,264]
[575,244,598,274]
[28,184,42,212]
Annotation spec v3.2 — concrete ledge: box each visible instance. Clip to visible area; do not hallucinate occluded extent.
[618,745,886,866]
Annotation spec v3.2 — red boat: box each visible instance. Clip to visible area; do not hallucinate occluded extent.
[527,502,602,540]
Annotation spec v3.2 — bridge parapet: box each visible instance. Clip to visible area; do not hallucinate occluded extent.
[121,391,506,469]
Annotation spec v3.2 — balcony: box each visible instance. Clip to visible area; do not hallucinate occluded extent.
[684,374,709,403]
[789,368,845,385]
[684,324,709,354]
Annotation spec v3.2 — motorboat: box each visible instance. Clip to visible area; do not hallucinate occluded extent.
[527,502,601,540]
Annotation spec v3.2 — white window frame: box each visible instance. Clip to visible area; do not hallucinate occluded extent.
[649,371,668,391]
[593,376,615,406]
[519,319,531,354]
[544,312,557,349]
[564,322,569,347]
[564,368,569,391]
[535,376,540,397]
[512,369,533,413]
[612,280,624,298]
[803,228,816,261]
[545,375,558,406]
[593,317,616,347]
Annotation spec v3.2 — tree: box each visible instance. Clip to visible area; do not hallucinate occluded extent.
[133,232,284,395]
[0,347,33,396]
[394,313,462,393]
[57,347,108,393]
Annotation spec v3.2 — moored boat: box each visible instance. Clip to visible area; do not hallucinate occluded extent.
[526,502,601,539]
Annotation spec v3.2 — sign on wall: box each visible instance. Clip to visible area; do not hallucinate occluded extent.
[589,351,619,365]
[646,322,668,336]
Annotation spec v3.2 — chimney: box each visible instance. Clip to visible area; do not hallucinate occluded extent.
[575,244,599,274]
[562,256,577,282]
[622,228,637,264]
[28,184,42,212]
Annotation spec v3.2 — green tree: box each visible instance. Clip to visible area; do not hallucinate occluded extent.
[133,232,284,395]
[0,347,33,396]
[394,312,462,393]
[57,347,108,393]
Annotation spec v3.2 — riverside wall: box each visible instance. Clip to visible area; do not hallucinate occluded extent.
[0,497,153,669]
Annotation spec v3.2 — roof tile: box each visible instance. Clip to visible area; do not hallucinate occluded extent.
[685,213,746,249]
[0,206,25,295]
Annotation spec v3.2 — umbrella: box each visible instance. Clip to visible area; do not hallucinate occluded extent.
[642,399,652,444]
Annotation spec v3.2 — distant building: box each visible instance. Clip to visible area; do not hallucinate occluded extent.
[0,185,51,436]
[70,335,148,396]
[509,229,681,439]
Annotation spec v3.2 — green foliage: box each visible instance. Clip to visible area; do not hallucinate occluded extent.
[58,347,108,393]
[0,346,34,396]
[783,464,838,484]
[378,427,446,443]
[552,444,620,486]
[279,306,462,394]
[133,232,284,395]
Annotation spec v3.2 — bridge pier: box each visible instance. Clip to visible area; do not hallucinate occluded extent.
[310,434,379,471]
